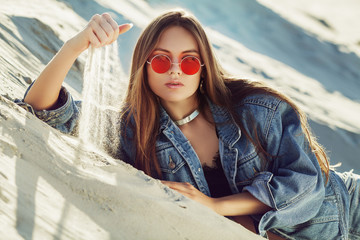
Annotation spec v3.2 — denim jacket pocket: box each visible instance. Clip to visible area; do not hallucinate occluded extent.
[156,142,193,183]
[235,151,264,190]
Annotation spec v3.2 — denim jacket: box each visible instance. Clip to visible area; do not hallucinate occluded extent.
[17,86,351,239]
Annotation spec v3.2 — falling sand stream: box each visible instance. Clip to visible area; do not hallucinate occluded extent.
[78,43,128,159]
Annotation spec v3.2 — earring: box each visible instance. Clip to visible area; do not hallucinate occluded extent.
[200,79,205,94]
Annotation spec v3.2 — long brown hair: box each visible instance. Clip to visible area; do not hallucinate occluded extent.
[123,9,329,180]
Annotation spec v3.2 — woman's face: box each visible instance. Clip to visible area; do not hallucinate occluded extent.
[146,26,202,107]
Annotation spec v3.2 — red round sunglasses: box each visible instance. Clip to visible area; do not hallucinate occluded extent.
[146,54,204,75]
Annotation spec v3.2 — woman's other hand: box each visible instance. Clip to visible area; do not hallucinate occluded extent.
[161,180,271,217]
[161,181,217,212]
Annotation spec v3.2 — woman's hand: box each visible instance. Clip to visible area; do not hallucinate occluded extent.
[68,13,133,53]
[161,181,218,213]
[162,181,272,217]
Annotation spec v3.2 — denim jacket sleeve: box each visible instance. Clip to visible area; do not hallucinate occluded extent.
[16,83,138,166]
[15,83,81,135]
[243,100,325,236]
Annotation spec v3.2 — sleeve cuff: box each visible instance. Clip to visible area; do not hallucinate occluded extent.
[243,171,277,209]
[16,86,76,127]
[34,87,75,125]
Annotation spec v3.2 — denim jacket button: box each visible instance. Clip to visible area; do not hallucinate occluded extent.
[168,156,176,169]
[169,162,176,169]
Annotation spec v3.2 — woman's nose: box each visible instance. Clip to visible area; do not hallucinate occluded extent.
[168,61,182,75]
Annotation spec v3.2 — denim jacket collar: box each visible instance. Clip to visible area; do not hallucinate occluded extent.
[207,99,241,148]
[158,105,172,133]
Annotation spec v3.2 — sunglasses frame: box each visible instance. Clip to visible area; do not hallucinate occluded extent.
[146,54,204,75]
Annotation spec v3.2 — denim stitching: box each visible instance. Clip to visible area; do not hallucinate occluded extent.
[265,173,278,210]
[270,229,296,240]
[330,173,347,238]
[243,98,281,110]
[277,180,317,210]
[264,100,282,141]
[236,151,257,165]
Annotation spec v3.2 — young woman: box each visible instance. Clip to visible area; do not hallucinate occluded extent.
[19,10,359,239]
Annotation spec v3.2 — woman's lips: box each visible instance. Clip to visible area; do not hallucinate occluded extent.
[165,81,184,89]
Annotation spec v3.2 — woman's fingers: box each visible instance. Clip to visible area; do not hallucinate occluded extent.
[162,181,191,198]
[89,14,113,47]
[101,13,120,44]
[162,181,195,195]
[89,21,108,47]
[88,30,101,48]
[162,181,216,211]
[162,180,184,189]
[119,23,133,35]
[88,13,133,48]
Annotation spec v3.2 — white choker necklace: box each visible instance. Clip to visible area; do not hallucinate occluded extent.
[174,109,200,126]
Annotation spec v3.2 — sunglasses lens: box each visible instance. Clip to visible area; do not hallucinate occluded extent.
[151,55,171,73]
[181,56,201,75]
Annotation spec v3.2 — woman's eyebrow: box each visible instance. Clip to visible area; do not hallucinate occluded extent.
[183,49,200,54]
[153,48,199,54]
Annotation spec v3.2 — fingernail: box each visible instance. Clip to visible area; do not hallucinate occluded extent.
[127,23,134,29]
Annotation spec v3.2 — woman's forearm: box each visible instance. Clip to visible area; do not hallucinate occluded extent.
[24,39,83,110]
[213,191,272,216]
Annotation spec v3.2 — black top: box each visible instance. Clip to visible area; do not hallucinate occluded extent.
[203,152,232,198]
